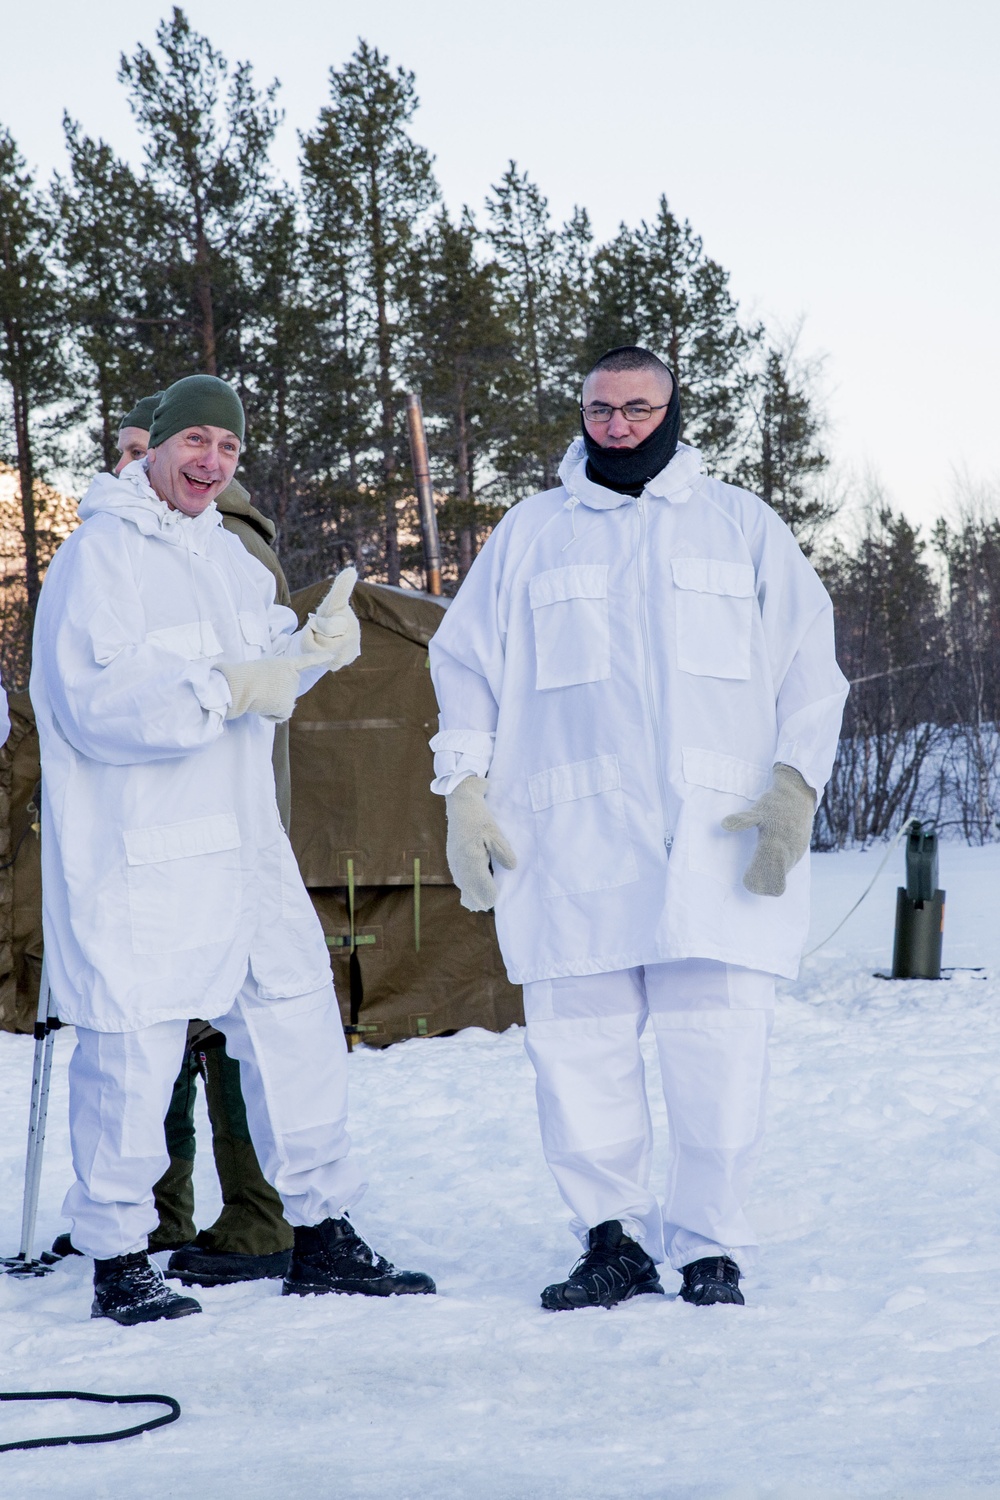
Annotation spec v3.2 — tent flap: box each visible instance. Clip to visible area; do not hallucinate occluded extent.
[289,581,450,889]
[312,885,523,1046]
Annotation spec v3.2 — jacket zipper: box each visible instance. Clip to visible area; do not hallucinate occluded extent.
[636,495,672,853]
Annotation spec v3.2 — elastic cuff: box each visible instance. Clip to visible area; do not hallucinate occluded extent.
[194,664,233,714]
[430,769,479,796]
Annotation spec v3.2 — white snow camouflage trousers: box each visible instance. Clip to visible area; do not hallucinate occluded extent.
[523,959,773,1271]
[64,969,367,1259]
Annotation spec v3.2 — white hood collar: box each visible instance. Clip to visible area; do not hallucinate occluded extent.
[557,438,705,511]
[78,459,223,551]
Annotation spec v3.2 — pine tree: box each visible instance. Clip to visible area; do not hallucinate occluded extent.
[298,90,379,579]
[485,164,585,494]
[118,6,281,379]
[587,197,751,470]
[741,331,832,549]
[403,207,512,579]
[52,118,161,474]
[236,187,308,542]
[300,40,437,584]
[0,126,66,615]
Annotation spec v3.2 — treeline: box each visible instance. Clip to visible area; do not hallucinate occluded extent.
[818,489,1000,846]
[3,9,1000,844]
[1,10,825,613]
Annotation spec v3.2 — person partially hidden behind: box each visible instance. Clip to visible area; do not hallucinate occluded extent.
[428,346,848,1310]
[32,374,434,1323]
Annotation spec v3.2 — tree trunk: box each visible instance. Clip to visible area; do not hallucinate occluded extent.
[98,362,116,473]
[194,221,217,375]
[760,392,773,507]
[368,163,398,584]
[275,353,288,539]
[10,376,40,611]
[455,370,473,580]
[520,243,551,489]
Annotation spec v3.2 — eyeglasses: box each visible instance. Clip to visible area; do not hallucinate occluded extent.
[580,401,669,424]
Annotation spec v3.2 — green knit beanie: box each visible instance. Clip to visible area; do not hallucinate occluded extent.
[148,375,245,449]
[119,392,164,433]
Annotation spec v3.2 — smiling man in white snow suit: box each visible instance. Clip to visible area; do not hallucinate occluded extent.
[48,389,301,1281]
[428,346,848,1310]
[32,373,435,1324]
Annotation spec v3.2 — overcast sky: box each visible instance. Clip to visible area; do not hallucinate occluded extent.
[5,0,997,527]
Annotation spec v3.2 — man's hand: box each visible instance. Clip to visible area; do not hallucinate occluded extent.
[220,655,325,723]
[445,775,517,912]
[299,567,361,673]
[721,763,816,897]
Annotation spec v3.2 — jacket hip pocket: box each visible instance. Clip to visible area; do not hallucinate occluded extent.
[671,557,755,680]
[529,565,611,690]
[123,813,242,955]
[528,754,638,897]
[679,747,770,886]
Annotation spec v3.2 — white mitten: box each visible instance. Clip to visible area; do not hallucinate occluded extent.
[721,763,816,897]
[445,775,517,912]
[299,567,361,672]
[220,655,323,723]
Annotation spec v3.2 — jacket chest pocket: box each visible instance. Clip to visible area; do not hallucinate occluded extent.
[123,813,242,955]
[528,754,637,897]
[529,565,610,691]
[671,558,756,680]
[145,620,222,660]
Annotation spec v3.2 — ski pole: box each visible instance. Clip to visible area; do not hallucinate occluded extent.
[21,960,58,1265]
[3,960,58,1275]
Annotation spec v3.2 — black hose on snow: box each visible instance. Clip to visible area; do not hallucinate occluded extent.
[0,1390,180,1451]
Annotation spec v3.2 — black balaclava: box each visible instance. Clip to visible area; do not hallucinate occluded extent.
[582,371,682,496]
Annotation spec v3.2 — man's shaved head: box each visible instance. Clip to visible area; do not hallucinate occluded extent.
[585,345,672,392]
[581,346,676,452]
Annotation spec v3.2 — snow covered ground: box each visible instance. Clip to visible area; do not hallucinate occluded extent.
[2,844,1000,1497]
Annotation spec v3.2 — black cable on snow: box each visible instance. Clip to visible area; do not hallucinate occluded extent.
[0,1390,180,1452]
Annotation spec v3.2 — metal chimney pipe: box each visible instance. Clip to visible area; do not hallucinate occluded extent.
[405,393,443,597]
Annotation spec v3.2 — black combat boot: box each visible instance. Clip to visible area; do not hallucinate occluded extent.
[679,1256,744,1306]
[167,1244,291,1287]
[541,1220,664,1311]
[282,1218,435,1298]
[91,1251,202,1325]
[48,1233,82,1259]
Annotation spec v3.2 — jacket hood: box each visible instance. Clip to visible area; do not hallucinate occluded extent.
[557,438,705,511]
[78,461,224,552]
[215,478,277,546]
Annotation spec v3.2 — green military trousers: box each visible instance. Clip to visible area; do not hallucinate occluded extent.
[149,1040,295,1256]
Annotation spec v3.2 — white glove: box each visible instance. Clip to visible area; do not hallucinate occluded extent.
[219,655,324,723]
[299,567,361,672]
[445,776,517,912]
[721,763,816,897]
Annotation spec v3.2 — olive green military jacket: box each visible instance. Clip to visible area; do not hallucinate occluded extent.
[216,479,292,832]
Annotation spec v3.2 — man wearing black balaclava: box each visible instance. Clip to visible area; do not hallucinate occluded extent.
[580,346,681,495]
[427,344,849,1314]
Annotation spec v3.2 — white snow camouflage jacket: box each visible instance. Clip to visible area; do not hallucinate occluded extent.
[31,462,332,1031]
[428,440,849,983]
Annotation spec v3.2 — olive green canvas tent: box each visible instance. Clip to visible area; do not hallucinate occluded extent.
[0,692,43,1034]
[287,578,522,1045]
[0,581,523,1044]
